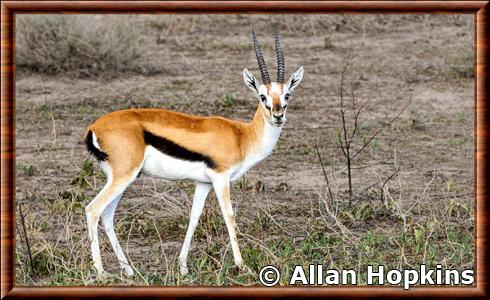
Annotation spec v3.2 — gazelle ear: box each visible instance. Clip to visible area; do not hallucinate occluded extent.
[243,68,259,96]
[286,67,304,93]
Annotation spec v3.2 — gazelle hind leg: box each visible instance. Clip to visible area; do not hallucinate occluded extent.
[85,165,139,278]
[179,182,211,276]
[101,193,134,276]
[209,173,243,268]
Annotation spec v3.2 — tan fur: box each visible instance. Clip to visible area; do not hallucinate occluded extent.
[85,106,265,174]
[222,184,230,204]
[220,184,238,243]
[86,178,128,220]
[271,83,284,115]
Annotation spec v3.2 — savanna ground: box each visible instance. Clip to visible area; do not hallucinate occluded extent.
[15,14,474,286]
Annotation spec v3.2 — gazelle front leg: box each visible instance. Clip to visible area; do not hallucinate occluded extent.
[179,182,211,276]
[209,173,244,269]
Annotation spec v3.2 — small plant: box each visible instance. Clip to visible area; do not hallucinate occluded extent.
[363,231,385,253]
[409,109,427,130]
[37,104,54,120]
[21,164,38,177]
[71,159,94,189]
[324,36,334,49]
[446,178,455,192]
[254,180,266,192]
[31,247,52,276]
[456,111,466,122]
[412,224,426,253]
[221,94,236,108]
[54,191,86,214]
[447,200,469,218]
[275,182,290,192]
[256,210,273,230]
[370,138,381,151]
[235,176,253,191]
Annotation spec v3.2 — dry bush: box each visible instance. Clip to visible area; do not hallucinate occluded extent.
[443,40,474,80]
[16,15,160,78]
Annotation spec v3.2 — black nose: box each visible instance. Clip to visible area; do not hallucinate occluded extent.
[274,114,284,120]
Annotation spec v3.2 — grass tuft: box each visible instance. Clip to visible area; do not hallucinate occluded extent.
[16,15,161,78]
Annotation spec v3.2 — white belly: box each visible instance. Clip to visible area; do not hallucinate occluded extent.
[142,146,210,182]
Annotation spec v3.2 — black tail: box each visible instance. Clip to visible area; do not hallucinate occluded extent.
[85,130,108,161]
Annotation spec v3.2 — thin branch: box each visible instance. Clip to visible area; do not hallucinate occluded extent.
[348,181,379,202]
[18,203,36,277]
[379,169,399,204]
[338,55,356,200]
[351,102,364,142]
[339,57,350,151]
[352,96,413,159]
[337,132,347,157]
[315,145,334,204]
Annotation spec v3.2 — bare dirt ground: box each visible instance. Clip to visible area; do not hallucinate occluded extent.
[15,15,474,286]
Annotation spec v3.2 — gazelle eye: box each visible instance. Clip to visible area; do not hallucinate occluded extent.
[260,95,267,102]
[284,94,290,101]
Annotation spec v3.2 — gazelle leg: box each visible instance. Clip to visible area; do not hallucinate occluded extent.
[101,193,134,276]
[179,182,211,276]
[210,174,243,268]
[85,176,134,278]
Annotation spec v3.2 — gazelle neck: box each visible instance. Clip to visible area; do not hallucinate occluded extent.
[248,105,283,157]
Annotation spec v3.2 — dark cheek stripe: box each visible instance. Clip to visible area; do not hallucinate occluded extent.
[143,130,217,169]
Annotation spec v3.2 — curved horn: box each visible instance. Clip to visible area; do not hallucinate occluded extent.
[252,29,271,84]
[274,25,285,83]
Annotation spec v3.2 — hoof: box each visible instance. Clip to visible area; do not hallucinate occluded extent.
[96,270,108,282]
[179,262,189,276]
[124,266,134,277]
[238,264,253,274]
[180,265,189,276]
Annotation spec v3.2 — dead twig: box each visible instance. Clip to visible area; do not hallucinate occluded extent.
[351,97,413,160]
[339,55,355,201]
[315,145,334,205]
[379,169,399,205]
[18,203,36,277]
[335,54,413,204]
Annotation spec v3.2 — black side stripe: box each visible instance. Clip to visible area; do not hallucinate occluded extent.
[143,130,216,169]
[85,130,108,161]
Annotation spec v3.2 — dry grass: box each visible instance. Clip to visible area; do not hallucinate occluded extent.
[16,15,160,78]
[15,14,474,286]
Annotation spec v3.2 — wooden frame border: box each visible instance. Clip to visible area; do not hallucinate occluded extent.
[1,1,488,299]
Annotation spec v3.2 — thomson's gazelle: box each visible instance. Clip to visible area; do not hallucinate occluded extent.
[84,27,303,277]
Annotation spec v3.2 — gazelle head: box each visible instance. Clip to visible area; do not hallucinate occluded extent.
[243,26,304,127]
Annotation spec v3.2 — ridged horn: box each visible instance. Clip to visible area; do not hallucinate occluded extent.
[274,25,285,83]
[252,29,271,84]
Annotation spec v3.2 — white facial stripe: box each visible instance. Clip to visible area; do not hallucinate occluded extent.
[258,82,290,108]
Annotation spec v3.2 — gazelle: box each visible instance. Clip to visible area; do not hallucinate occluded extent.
[84,27,303,278]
